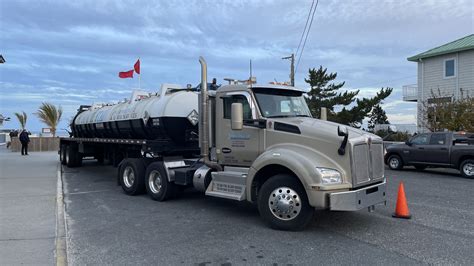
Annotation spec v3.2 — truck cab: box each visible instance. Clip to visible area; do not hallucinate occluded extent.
[200,73,387,229]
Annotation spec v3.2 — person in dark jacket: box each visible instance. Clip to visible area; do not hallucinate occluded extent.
[19,129,30,155]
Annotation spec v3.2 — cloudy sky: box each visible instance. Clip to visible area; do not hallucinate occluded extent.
[0,0,472,132]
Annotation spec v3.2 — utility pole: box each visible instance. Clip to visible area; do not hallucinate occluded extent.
[282,54,295,86]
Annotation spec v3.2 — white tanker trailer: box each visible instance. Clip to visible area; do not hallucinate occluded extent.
[59,57,387,231]
[71,84,200,146]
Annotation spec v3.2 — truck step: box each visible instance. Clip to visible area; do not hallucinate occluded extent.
[205,169,247,201]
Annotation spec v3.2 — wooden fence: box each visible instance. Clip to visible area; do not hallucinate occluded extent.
[10,137,60,152]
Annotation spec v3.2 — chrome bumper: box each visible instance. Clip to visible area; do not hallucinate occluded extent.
[329,180,386,211]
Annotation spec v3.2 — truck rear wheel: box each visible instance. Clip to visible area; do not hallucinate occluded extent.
[460,159,474,179]
[119,159,146,195]
[257,174,314,231]
[145,162,177,201]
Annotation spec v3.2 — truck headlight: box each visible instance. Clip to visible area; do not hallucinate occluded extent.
[316,167,342,185]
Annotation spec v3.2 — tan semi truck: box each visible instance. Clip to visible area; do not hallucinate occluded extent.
[60,57,386,230]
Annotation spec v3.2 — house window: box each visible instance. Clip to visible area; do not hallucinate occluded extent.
[444,59,456,78]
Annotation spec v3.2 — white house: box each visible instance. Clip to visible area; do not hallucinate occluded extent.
[405,34,474,133]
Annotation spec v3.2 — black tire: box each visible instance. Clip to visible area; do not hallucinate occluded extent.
[60,145,67,165]
[257,174,314,231]
[387,155,403,170]
[119,159,147,195]
[460,159,474,179]
[65,145,78,168]
[414,165,427,171]
[145,162,177,201]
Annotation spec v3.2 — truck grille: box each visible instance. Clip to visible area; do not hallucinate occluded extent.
[351,142,384,187]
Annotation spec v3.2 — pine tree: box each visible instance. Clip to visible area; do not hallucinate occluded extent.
[368,104,389,132]
[305,66,393,128]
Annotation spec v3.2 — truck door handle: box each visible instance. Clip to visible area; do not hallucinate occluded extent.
[418,147,424,150]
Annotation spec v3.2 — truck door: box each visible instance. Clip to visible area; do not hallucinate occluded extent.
[216,92,260,166]
[425,133,450,165]
[405,133,430,163]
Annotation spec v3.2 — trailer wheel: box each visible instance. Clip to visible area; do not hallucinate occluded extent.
[460,159,474,179]
[65,145,80,168]
[257,174,314,231]
[145,162,177,201]
[119,159,146,195]
[60,145,67,165]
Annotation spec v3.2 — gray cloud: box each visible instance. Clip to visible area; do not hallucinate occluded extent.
[1,0,472,131]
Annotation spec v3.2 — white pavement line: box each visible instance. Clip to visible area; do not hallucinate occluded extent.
[55,163,68,266]
[68,189,112,195]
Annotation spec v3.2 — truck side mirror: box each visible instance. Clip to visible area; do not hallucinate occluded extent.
[338,125,348,136]
[231,103,243,130]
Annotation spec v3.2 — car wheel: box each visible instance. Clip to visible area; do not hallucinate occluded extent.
[388,155,403,170]
[460,159,474,179]
[145,162,177,201]
[415,165,427,171]
[119,159,146,195]
[257,174,314,231]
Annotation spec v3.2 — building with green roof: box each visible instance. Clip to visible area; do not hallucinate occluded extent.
[404,34,474,132]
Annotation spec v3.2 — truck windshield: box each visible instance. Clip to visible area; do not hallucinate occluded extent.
[253,88,312,118]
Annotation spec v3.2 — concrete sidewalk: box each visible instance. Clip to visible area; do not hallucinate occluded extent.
[0,146,59,265]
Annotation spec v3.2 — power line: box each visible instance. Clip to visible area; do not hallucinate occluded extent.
[295,0,315,58]
[296,0,319,72]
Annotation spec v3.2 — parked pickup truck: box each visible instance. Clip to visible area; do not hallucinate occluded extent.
[384,132,474,178]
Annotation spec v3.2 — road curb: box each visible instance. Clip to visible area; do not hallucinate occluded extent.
[55,163,68,266]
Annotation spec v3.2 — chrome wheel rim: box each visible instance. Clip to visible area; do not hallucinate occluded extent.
[123,166,135,188]
[463,163,474,176]
[148,170,162,194]
[268,187,302,221]
[389,158,399,169]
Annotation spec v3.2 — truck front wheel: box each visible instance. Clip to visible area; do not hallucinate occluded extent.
[119,159,146,195]
[145,162,177,201]
[460,159,474,179]
[258,174,314,231]
[387,155,403,170]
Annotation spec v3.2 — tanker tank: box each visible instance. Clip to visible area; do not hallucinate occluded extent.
[71,84,200,146]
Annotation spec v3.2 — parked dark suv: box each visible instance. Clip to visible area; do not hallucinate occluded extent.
[384,132,474,178]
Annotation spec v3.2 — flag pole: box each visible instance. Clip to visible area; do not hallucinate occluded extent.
[138,57,141,90]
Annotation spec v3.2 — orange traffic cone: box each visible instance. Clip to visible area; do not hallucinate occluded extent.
[392,182,412,219]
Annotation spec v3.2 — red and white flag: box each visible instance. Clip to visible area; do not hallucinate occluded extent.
[118,70,134,78]
[134,59,140,74]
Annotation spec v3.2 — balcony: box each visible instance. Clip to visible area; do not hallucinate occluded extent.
[403,84,418,102]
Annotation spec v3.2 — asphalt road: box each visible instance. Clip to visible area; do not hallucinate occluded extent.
[62,161,474,265]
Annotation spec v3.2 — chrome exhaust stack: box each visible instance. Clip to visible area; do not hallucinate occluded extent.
[199,56,222,171]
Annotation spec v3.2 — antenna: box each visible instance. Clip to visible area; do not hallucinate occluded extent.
[249,59,252,88]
